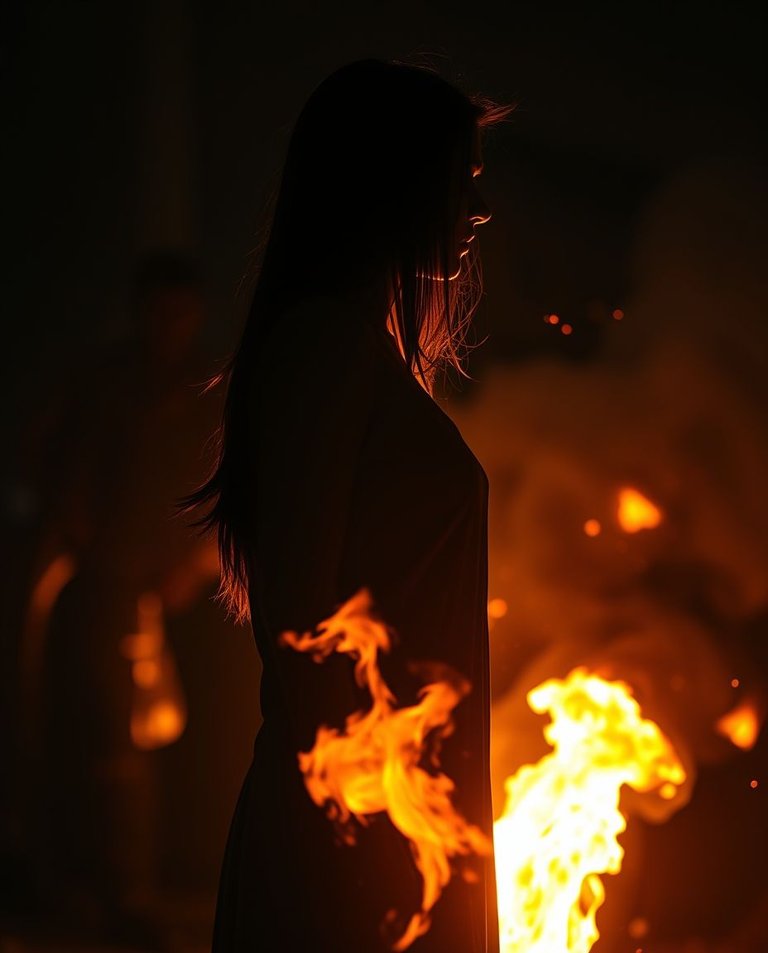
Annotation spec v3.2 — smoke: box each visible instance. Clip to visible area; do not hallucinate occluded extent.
[450,155,768,801]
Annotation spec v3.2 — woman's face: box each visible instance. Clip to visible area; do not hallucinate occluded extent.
[449,127,491,280]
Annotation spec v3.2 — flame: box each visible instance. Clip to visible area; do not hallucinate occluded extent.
[716,700,761,750]
[280,587,492,950]
[617,487,662,533]
[493,668,686,953]
[120,592,187,750]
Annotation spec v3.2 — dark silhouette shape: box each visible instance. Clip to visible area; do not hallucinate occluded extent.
[183,58,513,952]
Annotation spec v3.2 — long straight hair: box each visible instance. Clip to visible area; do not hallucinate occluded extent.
[182,59,513,623]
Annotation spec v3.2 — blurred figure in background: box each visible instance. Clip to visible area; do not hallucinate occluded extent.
[14,253,221,945]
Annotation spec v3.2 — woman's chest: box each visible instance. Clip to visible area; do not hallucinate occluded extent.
[348,344,488,543]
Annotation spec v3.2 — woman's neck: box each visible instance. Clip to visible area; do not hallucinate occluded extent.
[317,274,396,330]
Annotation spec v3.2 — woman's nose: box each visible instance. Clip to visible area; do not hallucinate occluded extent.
[469,189,492,226]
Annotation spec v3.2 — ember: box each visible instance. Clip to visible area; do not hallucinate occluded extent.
[617,487,662,533]
[716,700,760,751]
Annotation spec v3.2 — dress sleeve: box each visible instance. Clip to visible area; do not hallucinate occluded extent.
[247,298,377,750]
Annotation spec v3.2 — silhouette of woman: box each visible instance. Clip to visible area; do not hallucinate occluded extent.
[184,59,512,952]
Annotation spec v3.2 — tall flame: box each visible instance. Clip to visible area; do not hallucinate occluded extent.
[280,587,492,950]
[493,668,686,953]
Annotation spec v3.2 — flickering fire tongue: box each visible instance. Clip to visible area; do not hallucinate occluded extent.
[493,668,686,953]
[279,587,492,951]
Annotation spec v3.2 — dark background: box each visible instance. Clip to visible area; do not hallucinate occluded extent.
[2,2,766,952]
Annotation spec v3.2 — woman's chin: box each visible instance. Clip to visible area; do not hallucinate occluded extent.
[448,249,470,280]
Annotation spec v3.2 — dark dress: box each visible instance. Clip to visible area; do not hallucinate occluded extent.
[211,292,499,953]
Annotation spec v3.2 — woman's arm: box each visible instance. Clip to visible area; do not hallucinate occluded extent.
[248,297,377,749]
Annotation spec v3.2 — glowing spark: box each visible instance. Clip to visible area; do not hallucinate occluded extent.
[617,488,662,533]
[488,597,509,620]
[716,700,761,751]
[583,519,601,538]
[561,324,573,336]
[611,309,624,321]
[281,587,491,950]
[493,668,685,953]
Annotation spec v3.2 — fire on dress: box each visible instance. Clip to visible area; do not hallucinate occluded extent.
[279,586,492,951]
[494,668,686,953]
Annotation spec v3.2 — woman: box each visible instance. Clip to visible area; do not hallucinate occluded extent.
[184,59,511,952]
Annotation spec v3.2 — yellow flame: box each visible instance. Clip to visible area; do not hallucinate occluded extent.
[617,488,662,533]
[716,700,761,751]
[493,668,685,953]
[280,587,491,951]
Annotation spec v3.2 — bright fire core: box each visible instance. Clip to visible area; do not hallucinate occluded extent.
[493,668,686,953]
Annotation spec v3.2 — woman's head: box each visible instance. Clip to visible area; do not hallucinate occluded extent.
[257,59,512,386]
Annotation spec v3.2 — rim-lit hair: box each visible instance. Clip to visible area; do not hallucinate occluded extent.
[181,59,513,622]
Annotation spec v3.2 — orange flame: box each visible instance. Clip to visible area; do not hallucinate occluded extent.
[716,700,761,751]
[280,587,492,950]
[120,592,187,750]
[617,487,663,533]
[493,668,685,953]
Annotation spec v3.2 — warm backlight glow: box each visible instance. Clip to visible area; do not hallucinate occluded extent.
[280,587,491,951]
[493,668,685,953]
[120,593,187,750]
[29,553,77,621]
[617,488,663,533]
[716,700,761,751]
